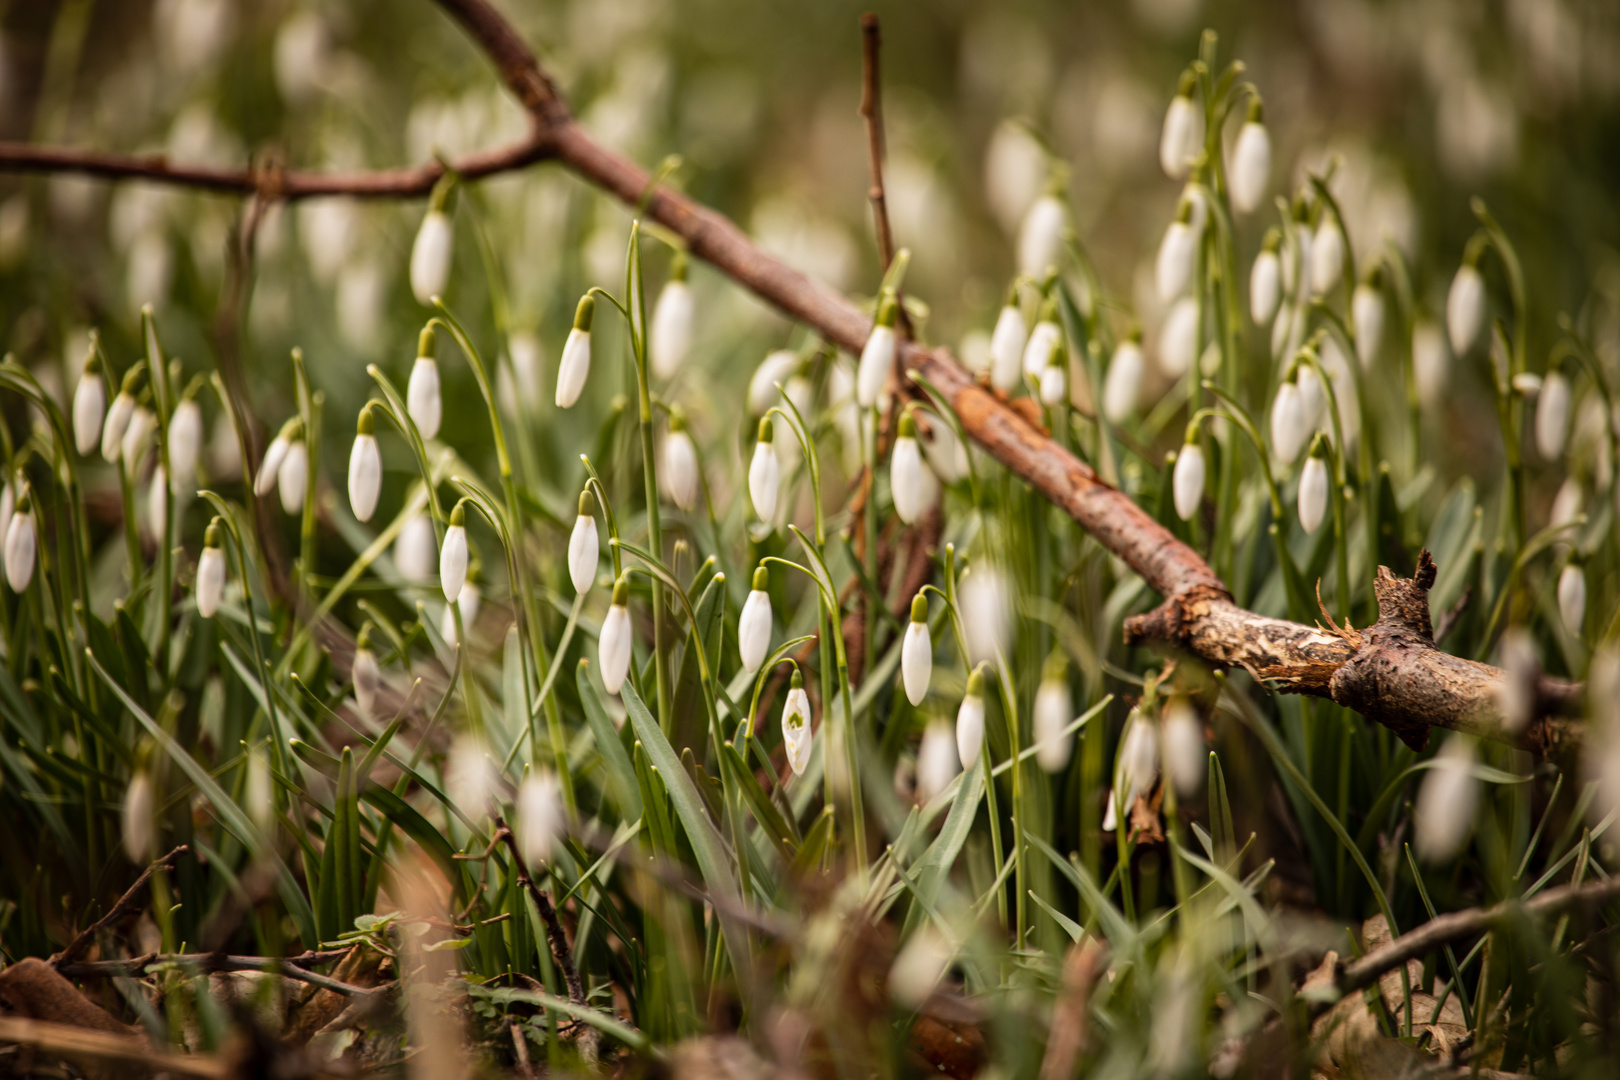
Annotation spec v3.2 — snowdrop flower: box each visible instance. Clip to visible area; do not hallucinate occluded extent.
[1352,276,1385,369]
[1102,336,1144,424]
[1228,100,1270,214]
[1158,74,1200,179]
[1016,191,1067,279]
[650,254,693,378]
[782,668,812,775]
[348,407,382,522]
[1109,709,1160,830]
[555,295,595,409]
[123,770,155,863]
[1550,477,1582,532]
[1270,377,1307,465]
[989,291,1028,393]
[901,592,932,706]
[101,369,142,462]
[1156,201,1198,303]
[960,565,1009,668]
[1161,699,1204,798]
[1558,562,1586,636]
[440,581,481,645]
[660,417,700,511]
[749,417,779,523]
[277,435,308,515]
[1413,321,1449,407]
[147,465,167,540]
[1447,262,1486,356]
[395,512,436,581]
[409,206,453,306]
[739,565,772,673]
[568,491,599,596]
[1536,366,1571,461]
[446,735,496,818]
[4,490,33,592]
[916,719,959,804]
[891,411,925,524]
[599,577,633,695]
[255,417,299,497]
[245,749,273,835]
[72,350,105,456]
[168,398,202,491]
[856,297,899,408]
[1159,297,1200,378]
[1172,436,1204,521]
[748,349,801,414]
[1512,372,1542,399]
[921,416,969,485]
[1039,346,1067,406]
[1033,654,1073,773]
[122,406,157,471]
[890,925,951,1008]
[1309,217,1344,296]
[407,327,442,439]
[1496,629,1538,733]
[352,625,380,717]
[518,770,564,867]
[440,503,468,603]
[955,667,986,769]
[1298,439,1329,534]
[1021,300,1062,380]
[195,521,225,618]
[1250,232,1281,325]
[1414,734,1479,863]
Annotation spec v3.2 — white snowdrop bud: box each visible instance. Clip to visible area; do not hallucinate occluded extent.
[1250,234,1281,325]
[1551,476,1582,531]
[440,503,468,603]
[518,770,564,867]
[1111,709,1160,827]
[446,735,496,818]
[1558,562,1586,636]
[255,417,298,497]
[1158,76,1200,179]
[781,669,813,775]
[1033,654,1073,773]
[1512,372,1542,399]
[102,390,137,462]
[660,419,699,511]
[147,465,167,540]
[348,408,382,522]
[568,491,599,596]
[122,406,157,470]
[1228,101,1270,214]
[1309,218,1343,296]
[749,349,801,414]
[1172,437,1204,521]
[901,592,933,707]
[600,577,633,695]
[1496,629,1538,733]
[961,565,1009,668]
[1159,297,1200,378]
[73,354,106,456]
[555,296,595,409]
[5,491,35,593]
[1017,192,1067,279]
[1103,337,1145,424]
[410,207,453,306]
[122,770,155,863]
[353,626,380,717]
[441,581,481,645]
[1415,734,1480,863]
[1156,203,1198,303]
[245,748,273,835]
[196,522,225,618]
[916,718,959,804]
[1270,378,1307,465]
[891,412,925,525]
[407,327,442,439]
[955,667,986,769]
[1161,699,1204,798]
[650,255,693,378]
[1536,368,1571,461]
[890,924,951,1008]
[395,512,436,581]
[921,416,969,485]
[277,437,307,515]
[1298,441,1329,534]
[1039,348,1067,406]
[1413,321,1449,407]
[739,565,772,673]
[989,294,1028,393]
[749,417,779,523]
[1022,300,1062,380]
[1352,279,1385,369]
[167,398,202,491]
[1447,262,1486,356]
[1296,363,1327,430]
[856,298,899,408]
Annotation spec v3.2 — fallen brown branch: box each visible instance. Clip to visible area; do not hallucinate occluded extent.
[57,950,379,998]
[52,846,190,967]
[0,1016,226,1078]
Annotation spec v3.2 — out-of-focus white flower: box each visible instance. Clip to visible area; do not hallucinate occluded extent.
[1159,297,1200,378]
[255,417,298,497]
[440,582,481,645]
[891,412,925,525]
[1158,78,1200,179]
[650,256,693,378]
[749,418,779,523]
[1039,350,1067,406]
[960,565,1009,668]
[122,406,158,471]
[984,119,1047,235]
[273,9,327,105]
[1161,700,1204,798]
[440,504,468,603]
[102,381,139,463]
[1352,280,1385,369]
[1309,218,1344,296]
[1229,103,1270,214]
[1447,263,1486,356]
[1299,447,1329,534]
[599,577,633,695]
[1017,192,1067,279]
[73,355,106,457]
[1250,237,1281,325]
[1108,709,1160,830]
[245,748,273,834]
[1414,734,1480,863]
[277,438,308,515]
[1021,304,1062,380]
[1103,338,1144,424]
[921,415,969,485]
[506,330,544,411]
[1512,372,1542,399]
[1496,629,1538,733]
[209,412,242,481]
[856,298,899,408]
[147,465,167,540]
[395,512,436,581]
[518,770,564,866]
[196,522,225,618]
[1172,439,1204,521]
[167,398,203,491]
[989,297,1028,393]
[1033,655,1073,774]
[1536,368,1571,461]
[1550,476,1583,531]
[748,349,801,414]
[348,409,382,522]
[901,592,932,707]
[782,669,813,775]
[916,719,959,804]
[555,296,595,408]
[407,327,442,439]
[1156,205,1198,303]
[1558,563,1586,636]
[568,491,599,596]
[955,667,986,769]
[6,490,37,594]
[660,421,700,511]
[890,924,952,1008]
[739,565,772,673]
[297,198,357,285]
[1297,363,1327,432]
[1413,320,1450,407]
[1270,378,1307,465]
[353,628,381,718]
[446,735,497,818]
[410,207,453,306]
[123,770,155,863]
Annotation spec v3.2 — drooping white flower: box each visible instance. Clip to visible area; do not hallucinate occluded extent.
[195,522,225,618]
[409,207,453,306]
[568,491,599,596]
[921,415,969,485]
[1352,281,1385,369]
[856,298,899,408]
[891,412,925,525]
[1558,562,1586,636]
[916,719,959,804]
[1250,238,1281,325]
[440,503,468,603]
[749,417,779,523]
[1016,192,1067,279]
[660,421,700,511]
[395,512,436,581]
[245,748,273,834]
[599,577,633,695]
[277,437,308,515]
[1270,378,1307,465]
[984,119,1046,235]
[1536,368,1571,461]
[1551,476,1582,532]
[1155,205,1198,303]
[1298,448,1329,534]
[1309,218,1344,296]
[1172,439,1204,521]
[959,564,1009,667]
[5,491,35,593]
[555,296,595,409]
[1447,263,1486,356]
[122,770,155,863]
[1228,103,1270,214]
[1512,372,1542,399]
[748,349,802,414]
[1108,708,1160,829]
[901,592,932,706]
[255,417,298,497]
[1159,297,1200,378]
[650,256,693,378]
[989,295,1028,393]
[1161,700,1204,798]
[1496,629,1538,733]
[739,565,772,673]
[348,409,382,522]
[167,398,202,491]
[147,465,167,540]
[1296,363,1327,430]
[518,770,564,867]
[1039,350,1067,406]
[102,387,138,462]
[407,327,442,439]
[781,669,813,775]
[446,735,496,818]
[955,667,986,769]
[73,356,106,456]
[1158,78,1200,179]
[1033,656,1073,773]
[890,924,952,1008]
[1021,304,1062,380]
[1103,338,1144,424]
[1413,321,1449,407]
[1414,734,1480,863]
[440,581,481,645]
[122,406,157,470]
[353,627,380,717]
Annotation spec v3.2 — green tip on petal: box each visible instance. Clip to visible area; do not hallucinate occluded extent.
[1042,650,1067,681]
[578,489,594,517]
[898,411,916,438]
[909,592,928,624]
[1246,97,1264,123]
[752,565,769,591]
[1262,227,1282,252]
[574,295,596,331]
[966,666,985,696]
[120,365,146,393]
[671,251,689,282]
[357,406,375,435]
[279,415,304,441]
[611,576,629,606]
[450,503,466,527]
[1176,70,1197,97]
[1038,294,1058,322]
[14,490,30,514]
[876,296,898,328]
[357,624,372,651]
[757,416,773,444]
[669,411,686,433]
[790,667,804,689]
[1307,432,1328,459]
[418,326,436,359]
[204,520,222,548]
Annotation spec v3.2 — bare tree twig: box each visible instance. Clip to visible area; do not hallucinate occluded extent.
[52,845,190,966]
[58,951,381,998]
[858,13,896,273]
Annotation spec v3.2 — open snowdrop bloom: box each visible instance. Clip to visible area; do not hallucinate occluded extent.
[1559,562,1586,635]
[122,406,157,471]
[277,435,308,515]
[72,350,105,456]
[749,417,779,523]
[739,565,772,672]
[1159,297,1199,379]
[650,253,693,378]
[352,625,380,717]
[407,326,442,439]
[195,521,225,618]
[856,296,899,408]
[518,770,564,867]
[555,295,595,409]
[568,490,599,596]
[1308,217,1344,296]
[168,398,202,491]
[439,503,468,603]
[1415,734,1480,863]
[660,417,700,511]
[1536,366,1571,461]
[1447,261,1486,356]
[748,349,801,414]
[1228,100,1270,214]
[599,577,633,695]
[1250,231,1281,325]
[446,736,496,819]
[1109,709,1160,831]
[1021,299,1062,380]
[916,719,959,804]
[440,581,481,645]
[1270,376,1307,465]
[122,770,155,864]
[4,489,34,592]
[988,289,1027,393]
[395,512,436,581]
[901,592,932,706]
[255,417,299,498]
[955,667,986,769]
[101,367,142,463]
[1039,346,1067,407]
[1298,439,1329,534]
[1158,73,1200,179]
[1103,336,1144,424]
[891,412,925,525]
[960,565,1009,668]
[1172,435,1204,521]
[348,407,381,522]
[1161,699,1204,798]
[1155,201,1198,303]
[1033,653,1073,773]
[1016,191,1067,279]
[1352,275,1385,369]
[409,206,453,306]
[781,668,813,775]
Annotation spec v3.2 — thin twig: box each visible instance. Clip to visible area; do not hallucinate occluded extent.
[858,13,896,273]
[57,950,381,998]
[52,845,190,966]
